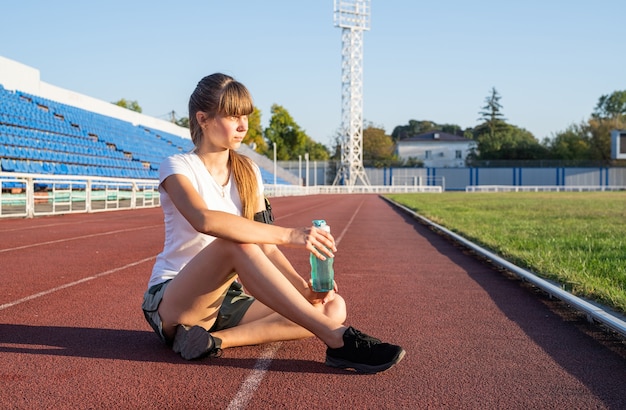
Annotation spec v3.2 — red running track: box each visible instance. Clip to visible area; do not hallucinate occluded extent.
[1,194,625,409]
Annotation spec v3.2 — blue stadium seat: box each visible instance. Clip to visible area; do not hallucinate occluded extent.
[0,85,293,183]
[1,158,16,172]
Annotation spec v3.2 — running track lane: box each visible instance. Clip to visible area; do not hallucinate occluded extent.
[0,195,625,409]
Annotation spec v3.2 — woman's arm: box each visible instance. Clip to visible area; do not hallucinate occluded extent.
[259,243,308,292]
[161,173,336,258]
[259,242,337,304]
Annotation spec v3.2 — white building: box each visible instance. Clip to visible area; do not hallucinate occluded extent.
[396,131,477,168]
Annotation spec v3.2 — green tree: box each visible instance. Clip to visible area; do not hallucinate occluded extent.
[588,91,626,161]
[391,120,437,141]
[587,116,625,161]
[243,107,266,153]
[478,87,506,140]
[593,90,626,120]
[470,87,548,160]
[439,123,465,136]
[305,140,331,160]
[112,98,142,113]
[391,119,464,141]
[547,123,591,160]
[264,104,329,160]
[472,122,545,160]
[175,117,189,128]
[363,125,395,167]
[163,110,189,128]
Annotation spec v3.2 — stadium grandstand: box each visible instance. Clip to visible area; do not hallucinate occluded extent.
[0,84,192,180]
[0,57,303,217]
[0,56,439,218]
[0,83,296,184]
[0,57,296,185]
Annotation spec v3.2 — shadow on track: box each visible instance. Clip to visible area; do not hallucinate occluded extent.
[0,324,345,374]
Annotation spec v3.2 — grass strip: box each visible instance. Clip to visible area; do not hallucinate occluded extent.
[386,192,626,314]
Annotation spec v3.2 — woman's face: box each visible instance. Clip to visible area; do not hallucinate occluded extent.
[201,112,248,150]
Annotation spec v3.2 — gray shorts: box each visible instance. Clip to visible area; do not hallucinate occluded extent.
[142,279,255,345]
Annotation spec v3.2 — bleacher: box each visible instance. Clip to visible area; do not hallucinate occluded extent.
[0,82,296,187]
[0,83,195,181]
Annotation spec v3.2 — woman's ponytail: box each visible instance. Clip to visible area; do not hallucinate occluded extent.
[229,150,259,220]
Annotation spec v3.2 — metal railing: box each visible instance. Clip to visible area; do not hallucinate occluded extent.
[1,172,160,218]
[383,196,626,340]
[1,171,444,218]
[264,184,442,197]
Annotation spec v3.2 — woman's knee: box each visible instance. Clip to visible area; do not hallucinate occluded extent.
[323,294,347,323]
[217,240,261,259]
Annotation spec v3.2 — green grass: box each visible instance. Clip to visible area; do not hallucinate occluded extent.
[386,192,626,314]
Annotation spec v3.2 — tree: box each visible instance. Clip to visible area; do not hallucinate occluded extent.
[439,123,465,136]
[471,122,545,160]
[592,90,626,120]
[175,117,189,128]
[391,120,437,141]
[587,116,624,161]
[470,87,545,160]
[391,119,465,141]
[362,125,395,167]
[243,107,266,153]
[547,123,591,160]
[264,104,329,160]
[496,125,548,160]
[112,98,142,113]
[478,87,506,140]
[305,140,331,161]
[588,91,626,161]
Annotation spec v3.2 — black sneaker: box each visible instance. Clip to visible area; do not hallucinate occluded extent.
[172,325,221,360]
[325,327,405,374]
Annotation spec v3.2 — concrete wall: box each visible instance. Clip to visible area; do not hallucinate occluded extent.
[367,167,626,191]
[276,160,626,191]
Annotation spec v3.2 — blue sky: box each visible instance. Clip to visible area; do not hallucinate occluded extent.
[1,1,624,147]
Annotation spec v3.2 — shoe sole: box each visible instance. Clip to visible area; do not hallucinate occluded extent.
[325,348,406,374]
[172,325,212,360]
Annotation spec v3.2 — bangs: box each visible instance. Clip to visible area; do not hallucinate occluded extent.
[218,81,254,116]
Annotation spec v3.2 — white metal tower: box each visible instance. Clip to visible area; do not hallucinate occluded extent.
[333,0,371,186]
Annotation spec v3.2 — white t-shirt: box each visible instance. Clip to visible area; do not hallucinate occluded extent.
[148,151,264,288]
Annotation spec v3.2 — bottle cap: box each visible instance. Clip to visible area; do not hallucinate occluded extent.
[312,220,327,227]
[312,219,330,232]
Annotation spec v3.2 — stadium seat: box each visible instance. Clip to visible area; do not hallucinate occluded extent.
[0,85,292,184]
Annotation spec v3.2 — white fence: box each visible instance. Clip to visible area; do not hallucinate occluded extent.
[1,172,160,218]
[466,185,626,193]
[1,171,444,218]
[264,184,442,198]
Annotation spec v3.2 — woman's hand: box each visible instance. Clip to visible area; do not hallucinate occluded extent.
[287,225,337,260]
[303,280,339,305]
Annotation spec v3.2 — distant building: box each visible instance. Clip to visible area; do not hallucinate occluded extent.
[396,131,477,168]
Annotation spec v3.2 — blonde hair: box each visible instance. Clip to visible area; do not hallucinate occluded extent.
[189,74,259,219]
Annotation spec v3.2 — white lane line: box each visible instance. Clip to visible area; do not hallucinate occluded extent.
[225,343,283,410]
[226,198,365,410]
[273,199,339,221]
[0,215,131,234]
[0,225,161,253]
[0,256,156,311]
[334,198,365,245]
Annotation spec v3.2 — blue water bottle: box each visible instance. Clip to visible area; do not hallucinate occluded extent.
[310,220,334,292]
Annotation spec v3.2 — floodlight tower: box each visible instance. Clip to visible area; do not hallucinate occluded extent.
[333,0,371,187]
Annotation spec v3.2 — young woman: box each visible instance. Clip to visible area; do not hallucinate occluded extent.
[142,73,405,373]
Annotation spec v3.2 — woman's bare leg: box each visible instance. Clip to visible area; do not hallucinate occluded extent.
[158,239,346,348]
[213,296,347,349]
